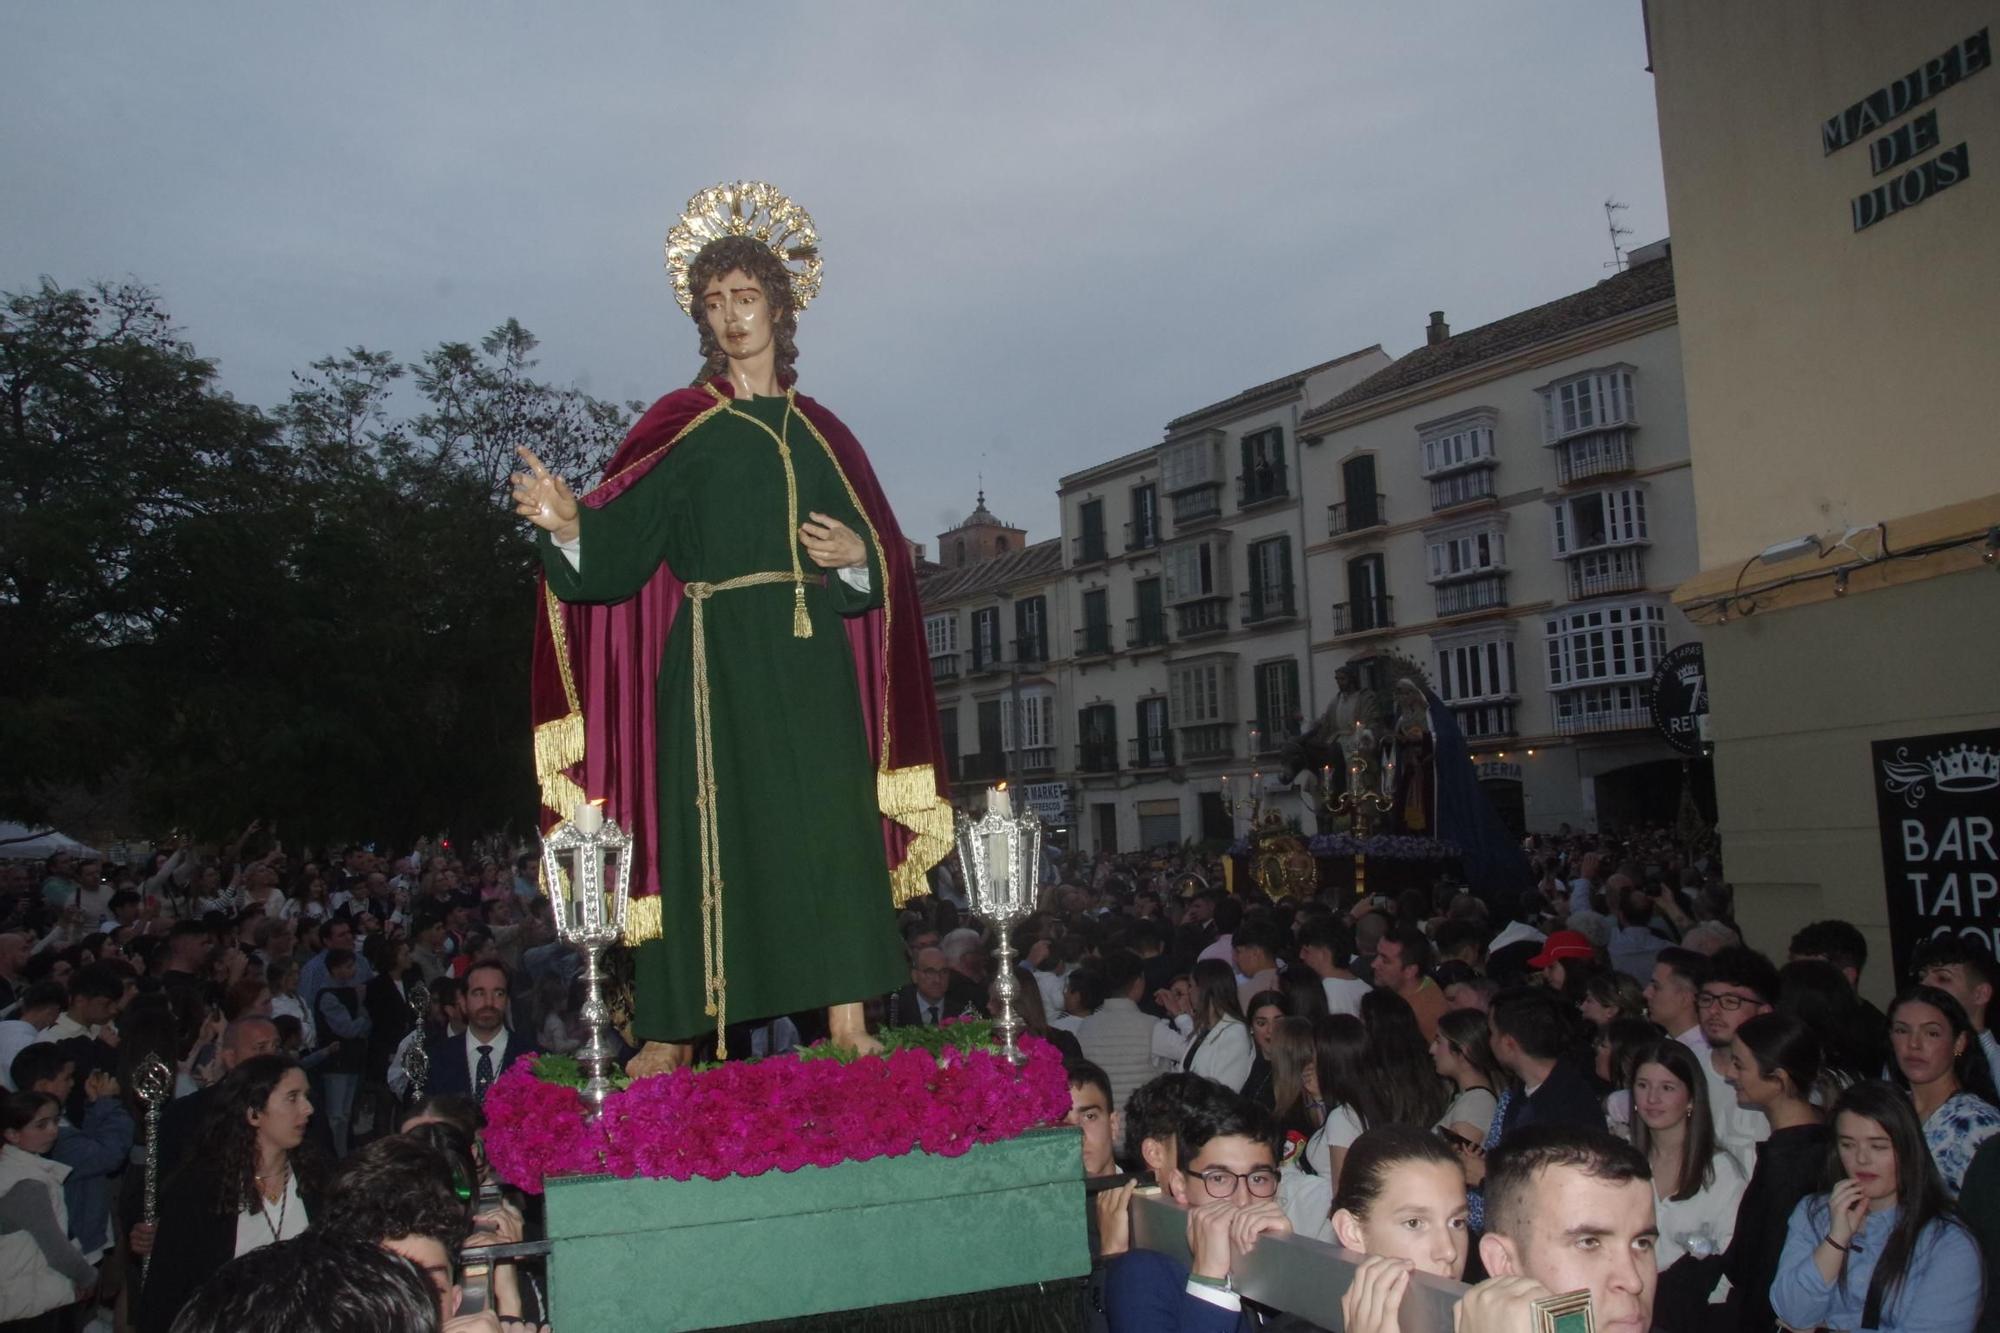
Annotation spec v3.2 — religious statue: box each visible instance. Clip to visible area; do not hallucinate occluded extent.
[510,183,952,1074]
[1281,663,1383,791]
[1384,678,1436,836]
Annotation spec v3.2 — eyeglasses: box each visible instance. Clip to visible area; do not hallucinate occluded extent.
[1194,1166,1281,1199]
[915,966,951,978]
[1696,991,1757,1012]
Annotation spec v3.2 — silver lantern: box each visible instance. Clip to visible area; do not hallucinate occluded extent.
[954,784,1042,1065]
[541,800,633,1115]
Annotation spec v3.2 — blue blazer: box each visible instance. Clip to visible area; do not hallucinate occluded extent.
[418,1029,539,1101]
[1102,1249,1258,1333]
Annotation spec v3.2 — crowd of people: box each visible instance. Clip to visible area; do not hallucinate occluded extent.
[4,824,1999,1331]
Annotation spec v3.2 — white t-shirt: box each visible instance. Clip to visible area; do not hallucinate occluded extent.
[1321,975,1372,1018]
[233,1169,307,1257]
[1437,1086,1498,1141]
[1304,1103,1364,1179]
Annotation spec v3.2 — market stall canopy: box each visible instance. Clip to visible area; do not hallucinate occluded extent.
[0,822,104,861]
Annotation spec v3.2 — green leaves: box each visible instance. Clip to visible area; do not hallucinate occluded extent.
[0,278,633,844]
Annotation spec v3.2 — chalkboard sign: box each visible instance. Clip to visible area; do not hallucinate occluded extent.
[1872,726,2000,976]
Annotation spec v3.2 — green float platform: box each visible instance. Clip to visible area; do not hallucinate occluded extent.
[543,1126,1090,1331]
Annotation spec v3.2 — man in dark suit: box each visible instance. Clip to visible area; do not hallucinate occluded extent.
[1488,987,1606,1141]
[420,960,537,1101]
[885,945,982,1027]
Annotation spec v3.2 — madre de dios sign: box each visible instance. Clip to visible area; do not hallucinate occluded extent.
[1873,726,2000,975]
[1822,27,1987,233]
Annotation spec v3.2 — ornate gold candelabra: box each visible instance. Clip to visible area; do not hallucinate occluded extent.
[1305,723,1392,899]
[541,799,634,1115]
[955,785,1041,1065]
[134,1054,172,1285]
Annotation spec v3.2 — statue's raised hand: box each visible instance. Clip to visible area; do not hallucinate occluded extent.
[511,446,581,544]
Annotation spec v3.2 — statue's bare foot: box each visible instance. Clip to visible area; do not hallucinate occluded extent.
[624,1041,692,1079]
[826,1002,883,1058]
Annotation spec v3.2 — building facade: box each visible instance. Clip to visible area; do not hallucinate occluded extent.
[1646,0,1999,990]
[1051,347,1390,855]
[1296,253,1702,834]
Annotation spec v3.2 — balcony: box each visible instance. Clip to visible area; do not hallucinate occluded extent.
[1555,429,1636,486]
[1433,574,1509,618]
[1074,623,1116,659]
[1076,741,1119,774]
[1554,703,1652,736]
[1429,466,1498,513]
[1171,482,1223,527]
[1071,530,1110,566]
[969,645,1007,677]
[1328,494,1386,538]
[1330,595,1395,637]
[960,750,1007,781]
[1174,595,1230,639]
[1455,701,1518,740]
[1011,636,1048,668]
[930,652,961,683]
[1236,461,1290,510]
[1240,582,1297,625]
[1126,611,1169,651]
[1125,518,1161,553]
[1566,549,1647,599]
[1129,733,1175,770]
[1180,723,1235,760]
[1017,746,1057,775]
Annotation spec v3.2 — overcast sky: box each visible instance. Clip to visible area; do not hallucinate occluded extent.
[4,3,1668,545]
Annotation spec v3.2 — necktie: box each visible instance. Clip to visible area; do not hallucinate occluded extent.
[924,1002,939,1026]
[475,1044,495,1098]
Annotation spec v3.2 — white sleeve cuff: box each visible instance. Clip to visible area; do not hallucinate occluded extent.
[836,564,871,592]
[551,532,582,571]
[1185,1279,1242,1311]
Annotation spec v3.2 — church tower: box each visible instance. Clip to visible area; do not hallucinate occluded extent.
[935,490,1026,569]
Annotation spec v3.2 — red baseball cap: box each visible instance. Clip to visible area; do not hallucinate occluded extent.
[1527,930,1596,970]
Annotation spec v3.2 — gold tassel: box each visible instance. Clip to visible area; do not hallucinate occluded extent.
[876,765,955,907]
[533,712,585,777]
[624,894,664,945]
[792,583,812,638]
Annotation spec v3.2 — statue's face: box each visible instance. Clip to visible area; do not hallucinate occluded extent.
[1335,671,1357,694]
[702,267,776,366]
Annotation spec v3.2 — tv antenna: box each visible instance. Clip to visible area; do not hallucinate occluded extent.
[1603,199,1633,272]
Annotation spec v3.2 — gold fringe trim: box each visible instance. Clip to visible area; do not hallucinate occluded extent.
[624,893,663,945]
[534,712,585,779]
[877,765,955,908]
[539,769,588,826]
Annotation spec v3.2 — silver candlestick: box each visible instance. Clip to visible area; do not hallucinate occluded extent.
[542,800,634,1115]
[955,785,1042,1065]
[404,980,433,1103]
[134,1054,172,1285]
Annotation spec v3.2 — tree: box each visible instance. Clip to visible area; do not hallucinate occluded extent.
[2,279,635,846]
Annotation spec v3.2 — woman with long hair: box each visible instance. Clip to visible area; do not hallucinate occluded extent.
[1431,1007,1504,1149]
[1304,1014,1370,1183]
[1771,1080,1982,1333]
[1266,1016,1320,1141]
[1596,1015,1666,1140]
[1176,958,1254,1093]
[1277,966,1330,1027]
[1716,1013,1828,1333]
[1357,989,1448,1130]
[1240,989,1287,1108]
[1580,969,1647,1027]
[1779,956,1886,1087]
[1629,1038,1747,1323]
[1332,1126,1472,1333]
[135,1055,327,1333]
[1887,984,2000,1194]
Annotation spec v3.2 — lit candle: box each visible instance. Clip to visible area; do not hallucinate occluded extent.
[989,784,1013,819]
[575,800,606,835]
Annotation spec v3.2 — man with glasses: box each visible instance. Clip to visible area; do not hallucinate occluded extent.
[1104,1094,1290,1331]
[1694,945,1778,1164]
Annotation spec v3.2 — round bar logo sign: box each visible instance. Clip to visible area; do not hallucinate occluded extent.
[1649,643,1709,757]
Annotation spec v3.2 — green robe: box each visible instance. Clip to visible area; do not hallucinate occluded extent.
[538,393,906,1042]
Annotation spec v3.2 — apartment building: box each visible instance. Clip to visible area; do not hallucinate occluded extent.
[1054,346,1390,855]
[919,497,1074,826]
[1296,251,1701,834]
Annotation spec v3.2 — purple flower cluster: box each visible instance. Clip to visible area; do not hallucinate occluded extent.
[483,1035,1073,1193]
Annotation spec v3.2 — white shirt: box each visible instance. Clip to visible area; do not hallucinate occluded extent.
[233,1168,307,1257]
[465,1028,510,1091]
[1982,1030,2000,1091]
[1688,1027,1770,1167]
[1654,1147,1749,1268]
[1320,975,1372,1018]
[1304,1103,1365,1178]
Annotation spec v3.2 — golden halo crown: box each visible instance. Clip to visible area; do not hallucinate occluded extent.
[664,181,822,316]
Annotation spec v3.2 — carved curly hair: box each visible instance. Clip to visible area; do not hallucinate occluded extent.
[686,234,801,387]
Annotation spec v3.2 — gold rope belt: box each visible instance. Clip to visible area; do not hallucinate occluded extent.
[685,569,808,1057]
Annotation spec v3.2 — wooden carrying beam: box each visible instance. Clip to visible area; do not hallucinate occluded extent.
[1129,1189,1470,1333]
